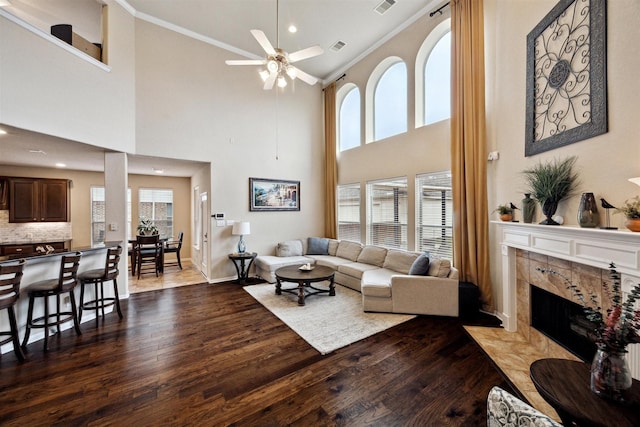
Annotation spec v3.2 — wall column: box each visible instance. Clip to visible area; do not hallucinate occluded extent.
[104,152,129,297]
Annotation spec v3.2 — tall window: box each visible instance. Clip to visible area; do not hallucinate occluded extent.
[424,32,451,125]
[337,183,361,242]
[139,188,173,238]
[416,172,452,260]
[366,178,408,250]
[415,19,451,128]
[338,84,361,151]
[374,61,407,141]
[90,186,132,245]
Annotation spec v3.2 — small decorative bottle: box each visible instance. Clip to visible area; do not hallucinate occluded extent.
[578,192,600,228]
[522,194,536,223]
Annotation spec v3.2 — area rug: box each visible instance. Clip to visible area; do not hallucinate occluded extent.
[243,283,415,355]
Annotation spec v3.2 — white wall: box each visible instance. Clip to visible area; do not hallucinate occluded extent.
[0,2,136,152]
[485,0,640,314]
[133,19,325,281]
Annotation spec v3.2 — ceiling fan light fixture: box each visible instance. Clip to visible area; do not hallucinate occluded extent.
[267,59,279,73]
[286,66,297,80]
[277,75,287,88]
[258,69,270,81]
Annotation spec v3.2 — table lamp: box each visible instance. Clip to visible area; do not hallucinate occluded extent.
[232,221,250,253]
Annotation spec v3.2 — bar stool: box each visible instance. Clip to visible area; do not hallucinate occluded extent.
[21,252,82,352]
[0,259,26,361]
[78,246,123,324]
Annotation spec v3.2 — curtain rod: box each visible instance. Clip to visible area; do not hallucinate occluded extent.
[322,74,346,91]
[429,1,450,17]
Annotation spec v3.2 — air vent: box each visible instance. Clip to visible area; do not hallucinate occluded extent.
[374,0,396,15]
[330,40,347,52]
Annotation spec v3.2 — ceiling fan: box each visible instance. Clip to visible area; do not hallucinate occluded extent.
[225,1,324,90]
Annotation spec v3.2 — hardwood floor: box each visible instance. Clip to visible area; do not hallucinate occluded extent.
[0,279,512,426]
[128,259,207,293]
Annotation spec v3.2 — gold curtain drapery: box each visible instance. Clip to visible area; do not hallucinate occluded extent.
[450,0,494,311]
[324,82,338,239]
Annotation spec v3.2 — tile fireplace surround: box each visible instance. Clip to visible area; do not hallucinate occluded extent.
[465,222,640,420]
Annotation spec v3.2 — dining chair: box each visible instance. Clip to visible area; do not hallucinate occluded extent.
[0,259,26,361]
[164,231,183,270]
[21,252,83,352]
[135,234,162,279]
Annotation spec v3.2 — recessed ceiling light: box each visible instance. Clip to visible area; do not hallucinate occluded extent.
[55,163,67,168]
[288,25,297,33]
[0,0,12,8]
[29,149,47,155]
[0,129,6,135]
[153,168,164,174]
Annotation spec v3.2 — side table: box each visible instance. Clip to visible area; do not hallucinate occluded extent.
[530,358,640,427]
[228,252,257,285]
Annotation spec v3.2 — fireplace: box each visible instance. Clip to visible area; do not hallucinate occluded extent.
[496,221,640,380]
[530,285,596,362]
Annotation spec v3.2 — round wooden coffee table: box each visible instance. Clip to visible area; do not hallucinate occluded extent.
[275,264,335,306]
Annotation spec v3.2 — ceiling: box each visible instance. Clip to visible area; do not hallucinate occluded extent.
[0,0,444,177]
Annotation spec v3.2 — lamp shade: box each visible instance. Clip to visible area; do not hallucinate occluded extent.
[232,221,251,236]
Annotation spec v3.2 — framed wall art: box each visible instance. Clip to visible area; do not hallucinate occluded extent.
[525,0,607,156]
[249,178,300,212]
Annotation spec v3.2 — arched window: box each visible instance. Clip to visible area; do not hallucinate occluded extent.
[415,19,451,128]
[337,83,361,151]
[366,57,407,142]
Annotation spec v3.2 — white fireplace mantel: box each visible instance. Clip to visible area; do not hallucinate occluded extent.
[494,221,640,332]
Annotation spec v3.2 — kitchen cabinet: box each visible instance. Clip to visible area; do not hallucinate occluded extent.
[9,178,70,223]
[0,242,66,256]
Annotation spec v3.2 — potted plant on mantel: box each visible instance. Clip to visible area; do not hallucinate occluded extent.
[137,217,158,236]
[522,156,579,225]
[615,196,640,232]
[494,204,514,222]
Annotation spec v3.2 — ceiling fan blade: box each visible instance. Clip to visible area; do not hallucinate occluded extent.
[290,67,318,86]
[250,29,276,56]
[288,45,324,63]
[225,59,266,66]
[263,73,277,90]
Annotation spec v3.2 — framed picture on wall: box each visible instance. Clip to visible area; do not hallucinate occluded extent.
[524,0,607,156]
[249,178,300,212]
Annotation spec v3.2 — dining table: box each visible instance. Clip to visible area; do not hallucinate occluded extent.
[128,237,168,274]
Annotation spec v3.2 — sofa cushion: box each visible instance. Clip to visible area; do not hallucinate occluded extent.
[335,240,363,262]
[306,254,352,269]
[361,268,396,287]
[361,282,392,298]
[337,262,380,280]
[356,245,387,267]
[383,249,420,275]
[428,258,452,278]
[409,252,430,275]
[328,239,339,256]
[307,237,329,255]
[276,240,304,257]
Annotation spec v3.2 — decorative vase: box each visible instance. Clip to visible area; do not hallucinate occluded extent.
[500,213,513,222]
[522,194,536,223]
[625,218,640,232]
[539,200,560,225]
[590,347,633,402]
[578,192,600,228]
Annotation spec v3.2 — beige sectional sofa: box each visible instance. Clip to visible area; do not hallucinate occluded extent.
[254,237,462,316]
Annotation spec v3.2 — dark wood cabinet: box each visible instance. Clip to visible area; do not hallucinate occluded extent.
[0,242,66,256]
[9,178,69,223]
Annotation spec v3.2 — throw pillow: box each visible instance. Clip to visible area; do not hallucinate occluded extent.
[307,237,329,255]
[409,252,430,275]
[428,258,451,278]
[276,240,303,257]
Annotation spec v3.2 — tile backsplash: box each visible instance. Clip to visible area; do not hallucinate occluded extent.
[0,210,72,243]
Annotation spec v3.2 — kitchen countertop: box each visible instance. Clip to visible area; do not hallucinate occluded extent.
[0,241,123,264]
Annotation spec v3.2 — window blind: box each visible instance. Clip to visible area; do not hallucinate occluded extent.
[367,178,407,250]
[337,183,361,242]
[416,172,452,260]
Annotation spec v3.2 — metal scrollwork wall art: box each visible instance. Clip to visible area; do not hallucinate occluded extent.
[525,0,607,156]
